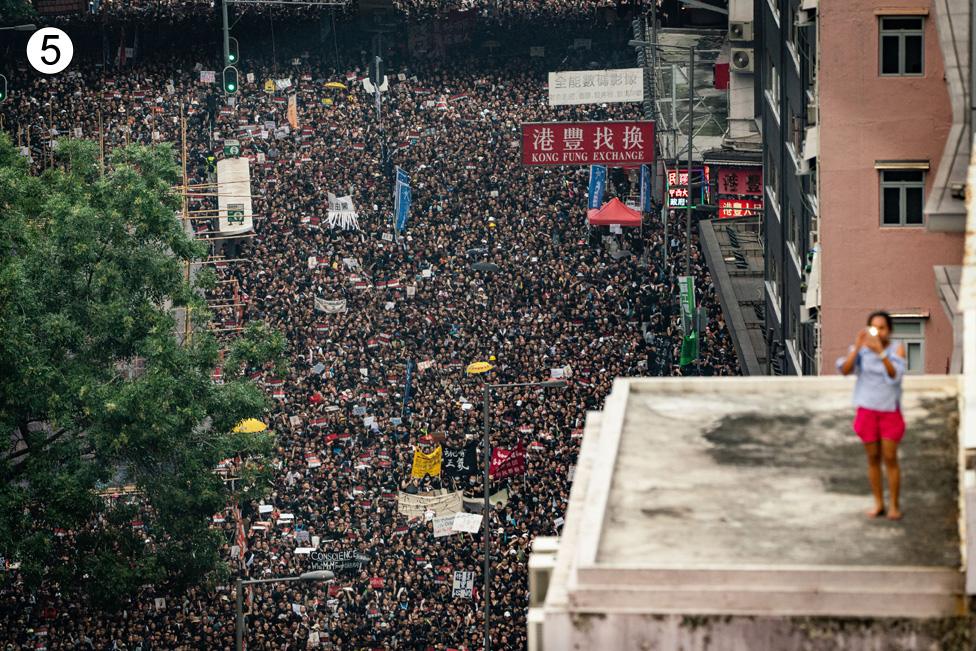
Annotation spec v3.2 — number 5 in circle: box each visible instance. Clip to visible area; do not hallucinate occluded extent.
[40,34,60,66]
[27,28,73,75]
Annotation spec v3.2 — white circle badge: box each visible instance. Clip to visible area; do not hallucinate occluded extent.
[27,28,73,75]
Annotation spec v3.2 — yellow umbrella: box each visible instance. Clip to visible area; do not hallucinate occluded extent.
[466,361,494,375]
[233,418,268,433]
[325,81,348,90]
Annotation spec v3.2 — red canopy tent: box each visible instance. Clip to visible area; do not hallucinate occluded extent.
[586,198,643,227]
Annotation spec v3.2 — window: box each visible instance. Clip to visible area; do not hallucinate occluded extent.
[765,152,780,210]
[787,206,801,257]
[880,170,924,225]
[764,55,780,116]
[766,250,782,322]
[880,17,924,76]
[891,319,925,373]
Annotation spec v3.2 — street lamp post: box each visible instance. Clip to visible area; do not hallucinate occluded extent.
[628,38,696,276]
[480,379,566,651]
[235,570,333,651]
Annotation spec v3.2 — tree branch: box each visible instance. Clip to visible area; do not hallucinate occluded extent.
[3,427,68,463]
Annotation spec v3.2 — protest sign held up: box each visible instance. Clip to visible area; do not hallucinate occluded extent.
[411,444,443,478]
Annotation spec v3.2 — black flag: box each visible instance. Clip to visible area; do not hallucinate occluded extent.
[443,442,478,480]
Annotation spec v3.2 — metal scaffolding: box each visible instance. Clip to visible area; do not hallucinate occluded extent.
[643,27,727,163]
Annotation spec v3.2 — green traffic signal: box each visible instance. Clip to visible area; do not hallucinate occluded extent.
[227,37,239,66]
[0,75,6,103]
[222,66,239,94]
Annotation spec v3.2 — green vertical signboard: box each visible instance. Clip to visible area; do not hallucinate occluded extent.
[678,275,699,367]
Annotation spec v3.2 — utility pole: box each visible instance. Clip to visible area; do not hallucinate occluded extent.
[685,46,694,277]
[221,0,230,64]
[482,383,491,651]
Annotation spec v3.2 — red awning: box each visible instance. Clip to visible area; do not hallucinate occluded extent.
[587,198,643,227]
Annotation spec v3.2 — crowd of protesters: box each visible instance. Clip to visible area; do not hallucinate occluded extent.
[0,7,737,650]
[50,0,640,26]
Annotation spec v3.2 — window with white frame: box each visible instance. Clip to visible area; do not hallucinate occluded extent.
[766,151,780,208]
[891,319,925,373]
[765,55,780,116]
[880,16,924,76]
[880,169,924,226]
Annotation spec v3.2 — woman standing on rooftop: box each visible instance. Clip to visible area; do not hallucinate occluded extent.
[837,311,907,520]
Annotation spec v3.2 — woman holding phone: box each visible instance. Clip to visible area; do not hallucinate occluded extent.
[837,311,907,520]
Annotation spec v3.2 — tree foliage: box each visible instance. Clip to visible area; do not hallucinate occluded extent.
[0,0,36,22]
[0,134,283,608]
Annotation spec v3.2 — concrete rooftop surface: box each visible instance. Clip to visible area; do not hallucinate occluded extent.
[598,377,961,569]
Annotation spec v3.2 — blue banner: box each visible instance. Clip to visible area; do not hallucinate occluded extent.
[640,164,652,213]
[395,180,411,233]
[588,165,607,210]
[396,167,409,186]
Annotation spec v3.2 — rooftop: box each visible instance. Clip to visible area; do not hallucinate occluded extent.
[599,379,960,568]
[549,376,964,621]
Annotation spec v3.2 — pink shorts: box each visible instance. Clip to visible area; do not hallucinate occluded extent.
[853,407,905,444]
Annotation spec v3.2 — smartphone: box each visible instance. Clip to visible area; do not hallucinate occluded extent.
[868,326,879,337]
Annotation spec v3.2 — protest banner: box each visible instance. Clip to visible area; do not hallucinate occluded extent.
[287,93,299,129]
[314,297,347,314]
[488,442,526,480]
[308,549,370,572]
[442,442,477,480]
[548,68,643,106]
[452,571,475,598]
[326,193,360,231]
[397,490,463,518]
[462,488,509,513]
[451,512,483,534]
[411,444,442,478]
[216,158,253,235]
[432,514,456,538]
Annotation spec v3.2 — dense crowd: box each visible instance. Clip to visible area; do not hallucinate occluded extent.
[49,0,637,25]
[0,10,737,651]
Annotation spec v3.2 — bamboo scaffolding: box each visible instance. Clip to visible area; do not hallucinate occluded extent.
[181,104,192,345]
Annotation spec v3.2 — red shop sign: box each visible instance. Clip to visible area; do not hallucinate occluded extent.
[718,199,764,219]
[521,121,655,166]
[717,167,763,197]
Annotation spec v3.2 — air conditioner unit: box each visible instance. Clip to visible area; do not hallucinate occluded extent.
[806,102,818,125]
[730,48,755,73]
[729,21,753,41]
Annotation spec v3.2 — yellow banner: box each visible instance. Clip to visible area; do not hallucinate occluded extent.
[411,445,442,478]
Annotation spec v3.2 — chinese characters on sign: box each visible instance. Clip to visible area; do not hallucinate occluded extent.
[521,121,655,166]
[548,68,644,106]
[452,570,475,598]
[717,168,763,196]
[718,199,763,219]
[715,166,763,219]
[665,167,706,209]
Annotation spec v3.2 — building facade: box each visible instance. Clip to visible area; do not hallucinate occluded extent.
[818,0,965,375]
[757,0,968,375]
[755,0,819,374]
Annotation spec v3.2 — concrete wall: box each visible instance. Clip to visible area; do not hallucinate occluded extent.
[820,0,964,374]
[540,612,975,651]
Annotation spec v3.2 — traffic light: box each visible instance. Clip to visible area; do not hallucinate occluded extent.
[0,75,6,103]
[222,66,239,94]
[226,37,239,65]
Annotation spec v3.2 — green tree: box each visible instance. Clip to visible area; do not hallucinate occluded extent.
[0,0,36,22]
[0,134,283,608]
